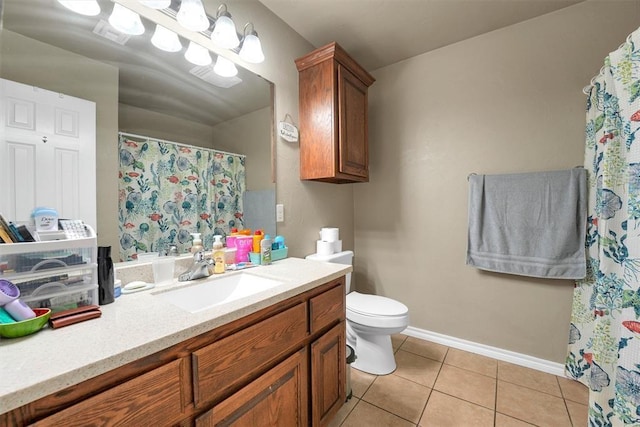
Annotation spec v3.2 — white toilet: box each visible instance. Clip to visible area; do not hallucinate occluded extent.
[306,250,409,375]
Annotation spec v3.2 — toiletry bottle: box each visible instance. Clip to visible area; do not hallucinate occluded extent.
[252,229,263,253]
[212,235,225,274]
[261,234,272,265]
[191,233,203,254]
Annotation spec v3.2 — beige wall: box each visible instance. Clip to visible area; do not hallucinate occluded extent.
[211,106,273,191]
[354,1,640,363]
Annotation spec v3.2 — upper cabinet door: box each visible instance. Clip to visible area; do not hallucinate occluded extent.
[296,42,375,184]
[0,78,96,228]
[338,65,369,179]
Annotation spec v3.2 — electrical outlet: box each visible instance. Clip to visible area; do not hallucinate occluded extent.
[276,204,284,222]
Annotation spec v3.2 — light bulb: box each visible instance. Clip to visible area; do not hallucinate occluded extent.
[108,4,145,36]
[214,56,238,77]
[239,33,264,64]
[177,0,210,32]
[151,25,182,53]
[211,14,239,49]
[57,0,100,16]
[139,0,170,9]
[185,42,212,66]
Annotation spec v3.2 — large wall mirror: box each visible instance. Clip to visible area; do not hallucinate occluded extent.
[0,0,275,261]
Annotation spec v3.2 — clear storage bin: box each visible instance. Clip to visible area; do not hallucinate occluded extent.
[0,226,98,312]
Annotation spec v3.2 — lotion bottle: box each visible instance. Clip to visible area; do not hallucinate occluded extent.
[261,234,272,265]
[212,235,225,274]
[191,233,203,254]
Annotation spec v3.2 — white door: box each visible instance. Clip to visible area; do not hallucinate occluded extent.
[0,78,96,229]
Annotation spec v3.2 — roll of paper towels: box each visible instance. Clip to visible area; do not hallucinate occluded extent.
[333,240,342,253]
[320,227,339,242]
[316,240,334,256]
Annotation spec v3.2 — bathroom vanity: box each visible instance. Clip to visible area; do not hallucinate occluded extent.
[0,258,350,426]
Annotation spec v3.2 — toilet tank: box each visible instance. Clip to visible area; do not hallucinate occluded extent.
[305,250,353,293]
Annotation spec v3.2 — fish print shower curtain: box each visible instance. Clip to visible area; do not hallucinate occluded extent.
[118,133,245,261]
[566,28,640,426]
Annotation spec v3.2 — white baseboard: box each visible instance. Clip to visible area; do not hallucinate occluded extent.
[402,326,566,377]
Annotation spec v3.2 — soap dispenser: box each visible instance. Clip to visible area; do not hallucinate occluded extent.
[191,233,203,254]
[212,235,225,274]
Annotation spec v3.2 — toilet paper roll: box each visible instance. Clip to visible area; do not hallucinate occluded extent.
[316,240,334,256]
[333,240,342,253]
[320,227,339,242]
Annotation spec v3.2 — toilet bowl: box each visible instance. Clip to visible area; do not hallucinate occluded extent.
[305,250,409,376]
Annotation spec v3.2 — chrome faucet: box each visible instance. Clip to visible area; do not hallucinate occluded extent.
[178,251,211,281]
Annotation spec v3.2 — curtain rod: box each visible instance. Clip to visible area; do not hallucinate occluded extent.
[119,131,246,159]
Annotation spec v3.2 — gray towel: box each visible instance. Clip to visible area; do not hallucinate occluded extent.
[467,169,587,279]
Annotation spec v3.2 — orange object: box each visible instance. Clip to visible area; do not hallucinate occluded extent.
[252,230,264,253]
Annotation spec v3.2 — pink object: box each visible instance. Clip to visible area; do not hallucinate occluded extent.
[234,236,253,262]
[226,235,237,249]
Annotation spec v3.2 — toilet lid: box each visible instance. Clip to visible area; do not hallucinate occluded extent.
[346,292,408,317]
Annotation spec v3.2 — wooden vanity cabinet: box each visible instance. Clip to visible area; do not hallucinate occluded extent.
[295,42,375,183]
[2,277,346,427]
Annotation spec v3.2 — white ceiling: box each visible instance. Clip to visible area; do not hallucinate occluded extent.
[258,0,584,71]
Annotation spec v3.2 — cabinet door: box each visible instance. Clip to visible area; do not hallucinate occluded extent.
[31,358,191,427]
[338,65,368,180]
[195,348,308,427]
[311,322,346,426]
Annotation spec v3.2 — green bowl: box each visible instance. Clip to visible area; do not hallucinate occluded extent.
[0,308,51,339]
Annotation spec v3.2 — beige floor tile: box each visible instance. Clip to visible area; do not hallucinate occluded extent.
[494,413,535,426]
[558,376,589,404]
[394,349,443,388]
[443,348,497,378]
[392,333,408,351]
[433,364,496,409]
[400,336,449,361]
[419,390,494,427]
[566,400,588,427]
[362,374,431,424]
[497,361,562,397]
[351,367,377,398]
[328,397,359,427]
[497,381,571,427]
[341,400,416,427]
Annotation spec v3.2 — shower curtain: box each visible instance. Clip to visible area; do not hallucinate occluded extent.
[566,28,640,426]
[118,133,246,261]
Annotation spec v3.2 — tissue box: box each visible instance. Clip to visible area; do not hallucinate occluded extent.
[249,247,288,265]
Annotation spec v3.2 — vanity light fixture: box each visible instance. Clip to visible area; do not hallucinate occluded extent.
[239,23,264,64]
[109,4,145,36]
[139,0,171,9]
[213,55,238,77]
[210,4,239,49]
[151,24,182,52]
[185,41,212,66]
[177,0,210,32]
[57,0,100,16]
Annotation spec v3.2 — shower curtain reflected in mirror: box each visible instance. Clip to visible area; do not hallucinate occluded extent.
[566,27,640,426]
[118,133,245,261]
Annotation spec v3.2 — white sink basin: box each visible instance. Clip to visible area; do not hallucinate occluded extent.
[154,273,284,313]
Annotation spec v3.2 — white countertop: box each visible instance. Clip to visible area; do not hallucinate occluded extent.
[0,258,351,414]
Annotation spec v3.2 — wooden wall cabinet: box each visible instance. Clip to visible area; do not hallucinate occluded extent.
[3,278,346,427]
[296,42,375,183]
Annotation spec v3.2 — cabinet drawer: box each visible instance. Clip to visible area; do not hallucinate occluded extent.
[310,282,344,334]
[193,302,307,406]
[31,358,190,426]
[195,348,308,427]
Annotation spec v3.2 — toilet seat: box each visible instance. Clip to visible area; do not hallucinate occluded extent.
[346,292,409,329]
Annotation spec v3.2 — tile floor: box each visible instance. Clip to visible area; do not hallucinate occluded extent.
[330,334,589,427]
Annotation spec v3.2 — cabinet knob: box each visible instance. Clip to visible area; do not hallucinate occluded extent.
[42,136,48,143]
